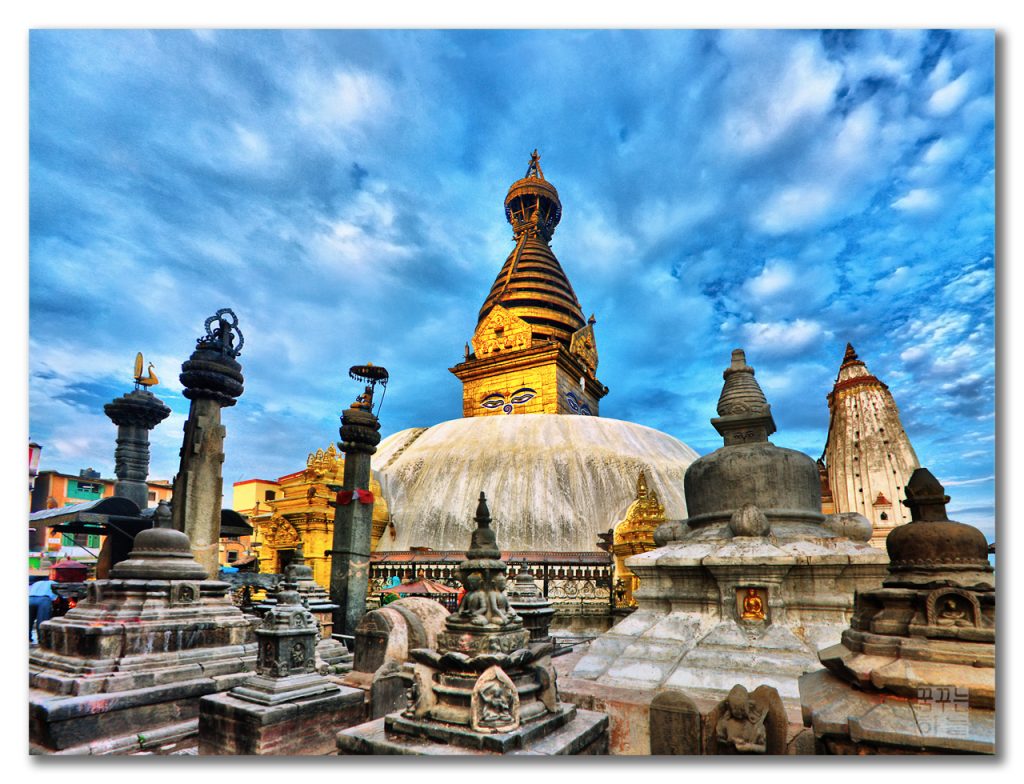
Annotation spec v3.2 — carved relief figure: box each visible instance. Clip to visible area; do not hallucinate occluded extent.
[290,642,306,669]
[715,684,768,753]
[458,572,490,625]
[470,666,521,733]
[488,574,521,625]
[478,681,514,727]
[937,597,972,627]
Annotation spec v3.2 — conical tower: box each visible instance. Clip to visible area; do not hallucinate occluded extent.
[822,343,920,549]
[450,151,608,417]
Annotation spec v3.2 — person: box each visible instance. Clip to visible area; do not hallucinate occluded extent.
[29,577,57,644]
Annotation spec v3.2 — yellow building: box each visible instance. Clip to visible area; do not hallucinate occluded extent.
[233,443,390,587]
[449,150,607,418]
[611,470,666,607]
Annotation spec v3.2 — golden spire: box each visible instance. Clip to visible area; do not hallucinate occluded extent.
[478,151,585,350]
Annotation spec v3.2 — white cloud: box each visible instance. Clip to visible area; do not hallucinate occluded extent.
[892,188,940,212]
[293,68,393,134]
[740,318,826,357]
[754,184,838,234]
[927,72,971,116]
[943,268,994,304]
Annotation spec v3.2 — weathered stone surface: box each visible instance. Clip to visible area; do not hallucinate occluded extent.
[369,661,407,720]
[649,688,701,755]
[199,684,364,755]
[337,708,608,756]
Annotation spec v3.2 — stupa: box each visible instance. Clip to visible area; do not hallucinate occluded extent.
[371,152,698,564]
[799,468,995,754]
[29,503,257,754]
[337,493,608,755]
[571,349,888,700]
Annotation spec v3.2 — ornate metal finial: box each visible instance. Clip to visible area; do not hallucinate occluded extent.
[525,149,544,180]
[133,352,160,389]
[198,308,244,357]
[475,491,491,529]
[588,313,596,325]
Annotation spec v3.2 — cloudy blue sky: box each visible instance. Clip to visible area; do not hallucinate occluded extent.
[28,29,995,540]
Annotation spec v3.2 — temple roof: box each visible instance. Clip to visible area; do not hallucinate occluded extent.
[476,151,586,350]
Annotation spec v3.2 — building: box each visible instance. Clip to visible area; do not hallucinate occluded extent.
[820,344,920,549]
[234,443,391,585]
[29,467,172,568]
[367,153,699,621]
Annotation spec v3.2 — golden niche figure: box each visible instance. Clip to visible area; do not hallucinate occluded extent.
[739,588,766,621]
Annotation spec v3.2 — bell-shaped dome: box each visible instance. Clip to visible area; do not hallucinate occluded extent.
[372,414,698,552]
[885,468,992,588]
[678,349,821,531]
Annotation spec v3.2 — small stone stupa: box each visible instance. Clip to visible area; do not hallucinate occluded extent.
[799,468,995,754]
[29,503,257,754]
[337,492,608,755]
[571,349,888,700]
[262,544,353,673]
[198,572,364,755]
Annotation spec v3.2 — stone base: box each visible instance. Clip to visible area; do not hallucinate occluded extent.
[199,683,365,755]
[29,670,251,754]
[337,707,608,756]
[799,669,995,754]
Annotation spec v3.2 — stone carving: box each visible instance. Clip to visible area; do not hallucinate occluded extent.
[729,503,769,537]
[172,582,199,605]
[926,587,980,628]
[649,688,701,755]
[403,663,436,720]
[471,666,520,733]
[709,684,787,755]
[715,685,767,752]
[569,315,599,373]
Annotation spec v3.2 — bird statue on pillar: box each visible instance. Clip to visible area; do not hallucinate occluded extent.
[134,352,159,388]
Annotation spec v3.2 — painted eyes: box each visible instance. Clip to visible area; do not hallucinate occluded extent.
[480,388,537,414]
[565,391,593,416]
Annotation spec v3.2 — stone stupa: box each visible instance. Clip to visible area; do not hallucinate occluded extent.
[571,349,889,700]
[799,468,995,754]
[338,492,608,755]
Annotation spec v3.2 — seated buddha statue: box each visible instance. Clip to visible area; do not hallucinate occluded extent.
[740,588,765,620]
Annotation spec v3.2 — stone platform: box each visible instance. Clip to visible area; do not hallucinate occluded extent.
[337,706,608,755]
[200,683,365,755]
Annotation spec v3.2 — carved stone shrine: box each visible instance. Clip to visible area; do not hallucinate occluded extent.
[198,577,364,755]
[337,492,608,755]
[799,468,995,754]
[29,506,257,754]
[572,349,888,701]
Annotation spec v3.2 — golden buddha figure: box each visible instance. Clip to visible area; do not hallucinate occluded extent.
[740,588,766,621]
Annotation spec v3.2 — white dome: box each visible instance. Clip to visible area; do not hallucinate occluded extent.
[371,414,699,552]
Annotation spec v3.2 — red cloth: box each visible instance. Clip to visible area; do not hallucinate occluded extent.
[336,489,375,505]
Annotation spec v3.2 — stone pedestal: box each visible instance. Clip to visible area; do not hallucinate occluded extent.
[199,585,364,755]
[29,522,256,754]
[104,387,171,509]
[329,397,381,637]
[507,566,554,642]
[337,493,608,755]
[572,350,888,702]
[172,309,244,578]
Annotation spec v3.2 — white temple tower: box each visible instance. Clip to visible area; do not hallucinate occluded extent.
[822,344,920,549]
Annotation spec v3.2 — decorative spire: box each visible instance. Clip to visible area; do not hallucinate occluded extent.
[467,491,501,560]
[525,148,544,180]
[711,349,777,445]
[841,342,864,369]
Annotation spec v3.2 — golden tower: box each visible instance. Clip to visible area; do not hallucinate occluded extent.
[450,150,608,417]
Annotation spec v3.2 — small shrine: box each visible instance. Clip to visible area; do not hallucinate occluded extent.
[337,492,608,755]
[611,470,666,607]
[799,468,995,754]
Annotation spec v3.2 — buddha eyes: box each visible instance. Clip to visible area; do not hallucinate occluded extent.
[509,388,536,404]
[480,388,537,412]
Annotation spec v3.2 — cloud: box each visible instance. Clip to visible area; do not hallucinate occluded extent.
[892,187,940,212]
[740,319,827,358]
[927,72,971,116]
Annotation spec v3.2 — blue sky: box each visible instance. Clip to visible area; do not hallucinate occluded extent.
[28,29,995,540]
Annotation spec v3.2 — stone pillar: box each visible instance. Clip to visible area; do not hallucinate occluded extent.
[329,399,381,637]
[104,388,171,509]
[171,309,244,578]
